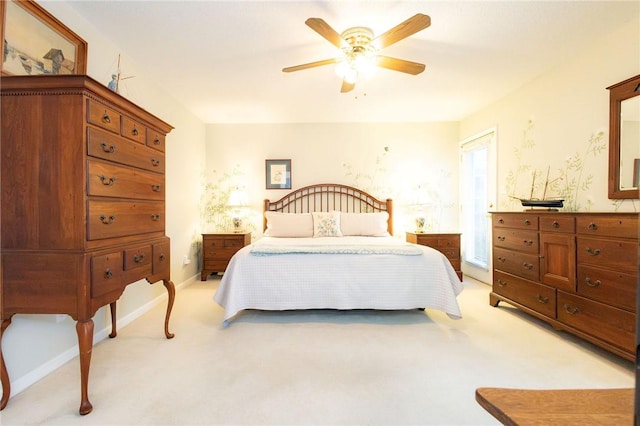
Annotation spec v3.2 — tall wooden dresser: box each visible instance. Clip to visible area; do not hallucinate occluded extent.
[0,75,175,414]
[490,212,638,360]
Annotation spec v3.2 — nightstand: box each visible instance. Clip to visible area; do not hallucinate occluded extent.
[201,232,251,280]
[406,232,463,281]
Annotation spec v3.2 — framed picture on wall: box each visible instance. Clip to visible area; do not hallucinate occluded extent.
[265,159,291,189]
[0,0,88,76]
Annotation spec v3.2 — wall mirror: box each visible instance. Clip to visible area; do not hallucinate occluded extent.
[608,74,640,199]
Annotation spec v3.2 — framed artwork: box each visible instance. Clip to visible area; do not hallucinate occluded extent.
[265,159,291,189]
[0,0,88,76]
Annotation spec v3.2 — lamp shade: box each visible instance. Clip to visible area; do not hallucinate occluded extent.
[227,189,248,208]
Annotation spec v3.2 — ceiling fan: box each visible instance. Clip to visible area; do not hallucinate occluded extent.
[282,13,431,93]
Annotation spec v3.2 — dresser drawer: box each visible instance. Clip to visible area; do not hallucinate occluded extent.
[91,251,124,298]
[87,160,164,200]
[121,116,147,144]
[493,229,538,253]
[147,130,166,152]
[494,247,539,281]
[87,98,121,134]
[203,236,246,250]
[152,241,171,276]
[204,260,231,273]
[576,236,637,273]
[539,215,575,233]
[87,127,165,173]
[439,248,459,260]
[493,214,538,230]
[558,291,635,353]
[204,247,242,260]
[493,271,555,317]
[577,265,636,312]
[576,215,638,238]
[124,244,152,271]
[88,200,165,240]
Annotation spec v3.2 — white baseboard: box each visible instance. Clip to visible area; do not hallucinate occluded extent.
[9,273,199,396]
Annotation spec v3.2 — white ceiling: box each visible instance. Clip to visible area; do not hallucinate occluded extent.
[66,1,638,124]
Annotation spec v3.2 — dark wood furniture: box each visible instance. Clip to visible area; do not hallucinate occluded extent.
[0,75,175,415]
[475,387,633,425]
[490,212,637,360]
[201,233,251,280]
[406,232,463,280]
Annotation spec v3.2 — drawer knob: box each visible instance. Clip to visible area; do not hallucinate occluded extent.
[588,222,598,231]
[151,214,161,221]
[132,126,139,136]
[523,219,530,226]
[100,142,116,153]
[133,253,146,263]
[159,253,166,261]
[497,235,505,241]
[552,221,559,228]
[522,262,533,270]
[563,304,579,315]
[151,158,160,167]
[151,184,161,192]
[104,269,113,279]
[153,137,161,145]
[98,175,116,186]
[523,239,533,246]
[102,112,111,123]
[497,256,506,263]
[496,279,507,287]
[585,277,601,287]
[99,214,116,225]
[585,247,601,256]
[536,295,549,304]
[498,218,504,224]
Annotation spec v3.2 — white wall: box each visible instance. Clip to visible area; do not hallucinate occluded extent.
[204,122,461,236]
[460,18,640,213]
[2,1,206,397]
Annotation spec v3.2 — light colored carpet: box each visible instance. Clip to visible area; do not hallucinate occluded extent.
[0,277,633,425]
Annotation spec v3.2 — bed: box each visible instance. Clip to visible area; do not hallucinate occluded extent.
[214,183,463,324]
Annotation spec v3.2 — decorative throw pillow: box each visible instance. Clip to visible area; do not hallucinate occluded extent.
[264,212,313,237]
[340,212,390,236]
[312,211,343,237]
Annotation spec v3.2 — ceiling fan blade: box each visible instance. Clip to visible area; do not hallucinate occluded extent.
[305,18,346,49]
[373,13,431,49]
[282,58,339,73]
[376,55,425,75]
[340,80,355,93]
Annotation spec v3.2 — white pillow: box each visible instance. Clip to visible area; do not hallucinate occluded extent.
[340,212,390,236]
[264,212,313,237]
[312,211,343,237]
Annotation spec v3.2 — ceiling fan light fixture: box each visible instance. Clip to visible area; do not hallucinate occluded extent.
[284,14,430,92]
[335,60,358,83]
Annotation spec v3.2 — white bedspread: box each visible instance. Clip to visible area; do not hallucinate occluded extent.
[214,236,463,322]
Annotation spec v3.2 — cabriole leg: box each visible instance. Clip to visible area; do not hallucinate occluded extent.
[0,317,13,410]
[108,302,117,338]
[76,319,94,415]
[162,279,175,339]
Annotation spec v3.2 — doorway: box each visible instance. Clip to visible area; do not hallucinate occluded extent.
[459,128,496,284]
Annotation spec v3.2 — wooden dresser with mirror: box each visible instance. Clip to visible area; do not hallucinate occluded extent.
[0,75,175,415]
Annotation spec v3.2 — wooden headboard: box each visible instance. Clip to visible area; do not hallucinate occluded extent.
[263,183,393,234]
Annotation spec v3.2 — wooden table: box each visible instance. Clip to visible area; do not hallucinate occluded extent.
[475,387,634,425]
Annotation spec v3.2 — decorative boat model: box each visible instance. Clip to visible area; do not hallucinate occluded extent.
[518,198,564,209]
[513,167,564,210]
